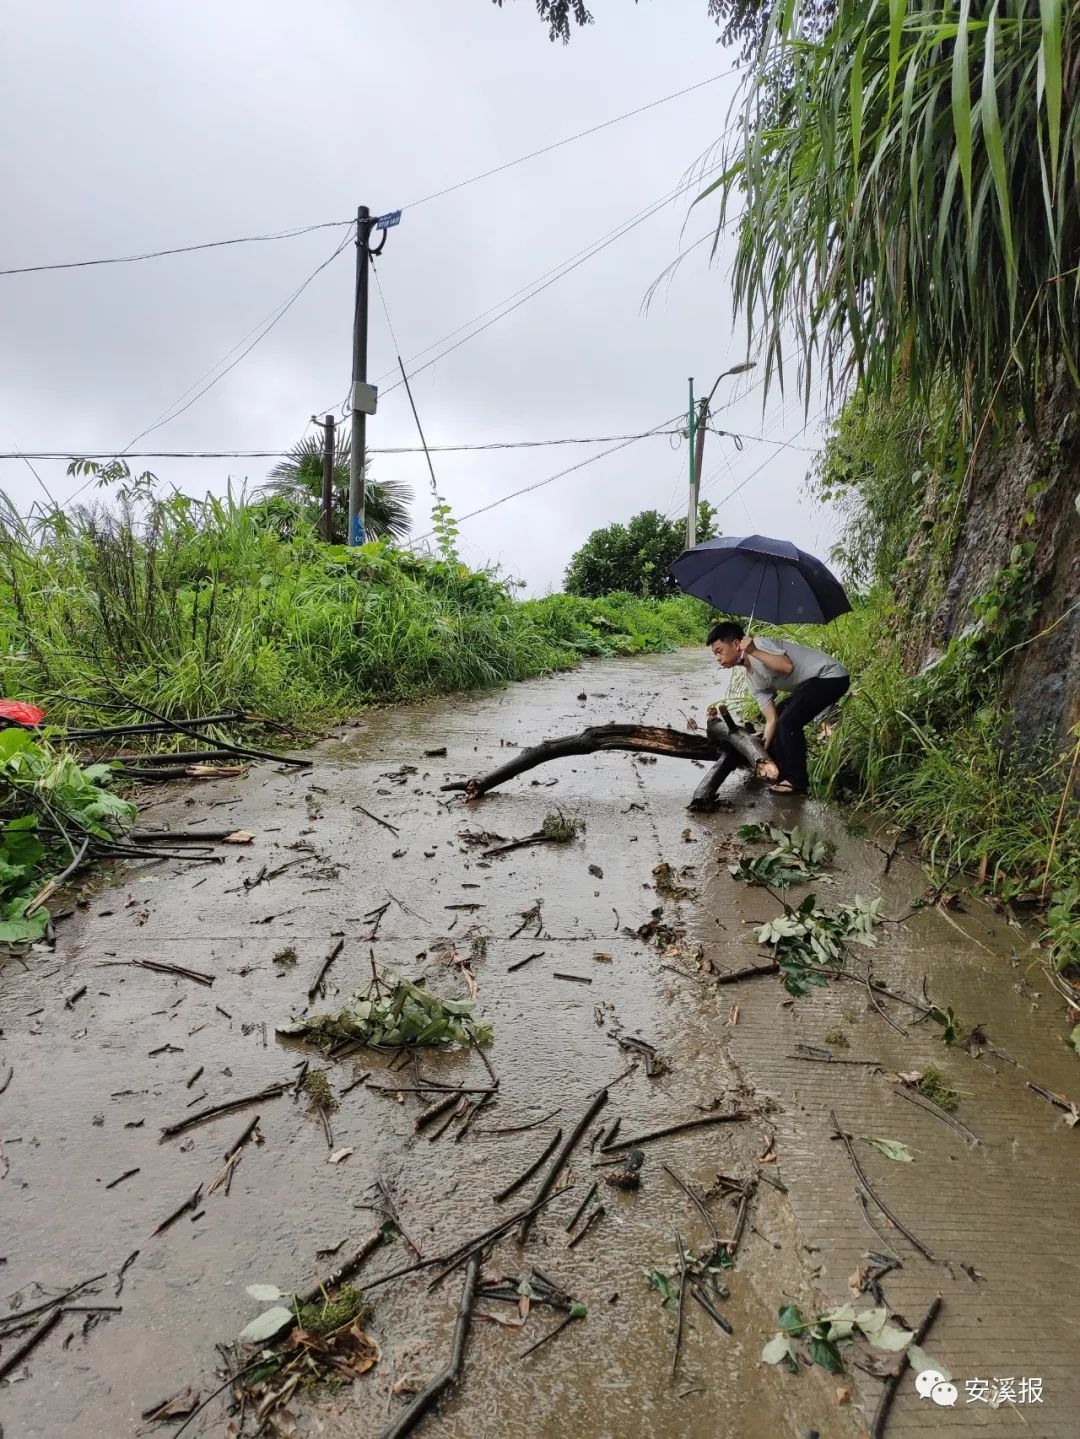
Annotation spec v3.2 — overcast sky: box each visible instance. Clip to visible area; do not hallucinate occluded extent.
[0,0,838,593]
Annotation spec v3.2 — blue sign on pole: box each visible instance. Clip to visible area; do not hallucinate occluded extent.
[375,210,402,230]
[351,514,366,546]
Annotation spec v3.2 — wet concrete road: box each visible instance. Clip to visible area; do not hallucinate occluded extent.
[2,652,1079,1438]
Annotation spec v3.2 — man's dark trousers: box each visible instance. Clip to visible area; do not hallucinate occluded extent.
[771,675,850,791]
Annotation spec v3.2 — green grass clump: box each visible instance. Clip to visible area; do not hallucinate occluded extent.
[301,1069,337,1112]
[915,1065,959,1112]
[541,809,582,843]
[295,1283,368,1336]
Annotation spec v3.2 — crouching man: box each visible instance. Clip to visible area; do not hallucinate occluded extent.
[708,621,849,795]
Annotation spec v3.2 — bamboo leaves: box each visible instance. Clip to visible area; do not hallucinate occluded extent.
[710,0,1080,415]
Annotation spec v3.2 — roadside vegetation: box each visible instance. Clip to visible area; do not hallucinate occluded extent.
[0,468,706,931]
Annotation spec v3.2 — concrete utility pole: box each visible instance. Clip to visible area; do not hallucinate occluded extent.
[685,362,757,550]
[318,413,335,543]
[688,393,709,549]
[348,205,374,546]
[686,377,697,550]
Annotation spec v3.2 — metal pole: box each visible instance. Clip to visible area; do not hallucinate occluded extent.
[348,204,373,546]
[319,413,335,543]
[685,377,697,550]
[690,396,708,542]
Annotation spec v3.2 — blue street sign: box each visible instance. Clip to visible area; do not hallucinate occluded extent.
[374,210,402,230]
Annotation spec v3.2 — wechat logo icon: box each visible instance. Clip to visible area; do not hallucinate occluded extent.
[915,1370,958,1407]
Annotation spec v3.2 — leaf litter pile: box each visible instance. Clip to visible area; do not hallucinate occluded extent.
[278,973,493,1051]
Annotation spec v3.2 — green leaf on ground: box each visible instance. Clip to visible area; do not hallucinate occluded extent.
[762,1331,796,1364]
[860,1137,913,1163]
[239,1306,294,1343]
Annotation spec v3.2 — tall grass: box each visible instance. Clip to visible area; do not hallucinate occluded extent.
[797,595,1079,972]
[0,488,706,731]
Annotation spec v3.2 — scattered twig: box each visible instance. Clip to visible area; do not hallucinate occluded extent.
[415,1090,466,1131]
[519,1304,584,1357]
[355,804,399,836]
[105,1168,140,1190]
[1027,1080,1079,1115]
[0,1275,106,1337]
[712,961,780,985]
[375,1179,423,1260]
[494,1129,564,1204]
[152,1185,204,1236]
[890,1085,982,1145]
[518,1089,608,1243]
[0,1307,64,1381]
[114,1250,139,1297]
[671,1232,689,1379]
[478,1106,562,1136]
[308,938,345,1002]
[830,1111,936,1261]
[0,1063,11,1096]
[870,1296,943,1439]
[160,1083,288,1140]
[507,951,545,973]
[95,957,215,985]
[690,1282,733,1334]
[602,1112,752,1153]
[566,1203,605,1250]
[297,1227,387,1308]
[64,985,87,1009]
[378,1255,480,1439]
[662,1165,719,1248]
[565,1181,599,1233]
[553,972,592,985]
[186,1066,204,1089]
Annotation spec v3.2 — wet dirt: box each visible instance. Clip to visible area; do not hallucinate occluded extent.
[2,652,1078,1438]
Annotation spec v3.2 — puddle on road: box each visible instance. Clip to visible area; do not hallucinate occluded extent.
[2,653,1077,1438]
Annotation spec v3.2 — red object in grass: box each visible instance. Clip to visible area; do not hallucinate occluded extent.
[0,700,45,727]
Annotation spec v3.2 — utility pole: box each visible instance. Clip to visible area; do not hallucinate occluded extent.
[685,361,756,550]
[317,413,335,543]
[686,378,697,550]
[348,205,374,546]
[688,393,709,550]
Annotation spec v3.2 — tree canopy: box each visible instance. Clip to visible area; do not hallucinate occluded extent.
[490,0,789,57]
[565,504,717,597]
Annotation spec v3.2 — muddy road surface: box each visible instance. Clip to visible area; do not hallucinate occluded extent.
[3,653,1078,1438]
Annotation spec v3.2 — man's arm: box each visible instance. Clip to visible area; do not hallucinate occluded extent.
[741,637,795,675]
[759,699,779,751]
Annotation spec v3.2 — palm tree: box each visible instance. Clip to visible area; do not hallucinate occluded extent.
[263,433,413,544]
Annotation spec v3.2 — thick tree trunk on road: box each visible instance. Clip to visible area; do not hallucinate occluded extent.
[441,714,777,801]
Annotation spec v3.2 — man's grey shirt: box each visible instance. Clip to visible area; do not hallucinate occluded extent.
[744,636,849,709]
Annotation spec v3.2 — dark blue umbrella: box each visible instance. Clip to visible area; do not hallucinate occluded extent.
[669,534,850,624]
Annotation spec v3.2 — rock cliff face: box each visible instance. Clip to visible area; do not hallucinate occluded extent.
[906,385,1080,744]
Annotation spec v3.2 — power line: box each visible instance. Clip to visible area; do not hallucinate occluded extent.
[0,429,685,464]
[400,70,735,211]
[409,414,682,545]
[380,162,736,399]
[0,424,828,466]
[702,405,827,512]
[123,227,354,451]
[1,71,733,281]
[0,219,352,278]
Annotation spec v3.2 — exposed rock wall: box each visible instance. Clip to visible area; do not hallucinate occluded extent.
[906,386,1080,743]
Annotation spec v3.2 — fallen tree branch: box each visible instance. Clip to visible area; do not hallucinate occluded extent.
[378,1255,480,1439]
[442,725,722,799]
[98,957,215,986]
[870,1295,943,1439]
